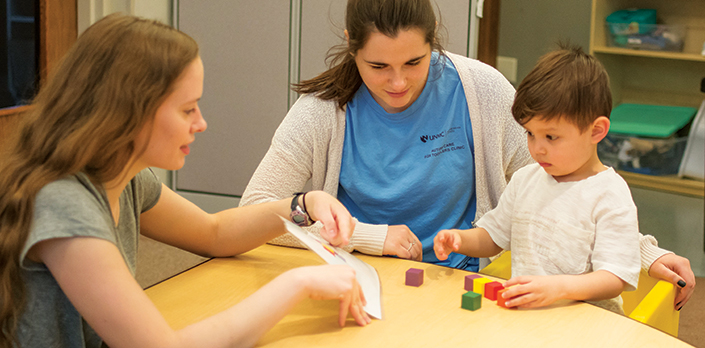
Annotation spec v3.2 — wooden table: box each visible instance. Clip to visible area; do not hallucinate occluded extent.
[145,244,692,347]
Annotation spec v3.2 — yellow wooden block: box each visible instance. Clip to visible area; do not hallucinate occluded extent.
[473,277,493,296]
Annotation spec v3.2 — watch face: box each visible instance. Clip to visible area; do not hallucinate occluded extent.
[290,208,311,226]
[292,213,306,225]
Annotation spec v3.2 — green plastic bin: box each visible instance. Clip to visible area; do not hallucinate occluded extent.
[598,103,697,175]
[609,104,697,137]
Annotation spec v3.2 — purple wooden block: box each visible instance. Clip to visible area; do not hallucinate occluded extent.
[405,268,424,287]
[464,274,483,291]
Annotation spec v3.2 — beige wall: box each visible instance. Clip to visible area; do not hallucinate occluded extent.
[498,0,592,86]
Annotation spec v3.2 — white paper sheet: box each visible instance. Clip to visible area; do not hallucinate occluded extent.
[280,217,383,319]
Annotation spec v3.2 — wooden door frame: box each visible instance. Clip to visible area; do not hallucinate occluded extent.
[0,0,76,138]
[39,0,78,83]
[477,0,499,68]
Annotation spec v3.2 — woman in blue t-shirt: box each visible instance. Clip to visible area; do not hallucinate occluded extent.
[240,0,695,308]
[0,13,369,348]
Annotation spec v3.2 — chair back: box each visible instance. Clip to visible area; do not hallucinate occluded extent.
[478,251,511,279]
[623,269,680,337]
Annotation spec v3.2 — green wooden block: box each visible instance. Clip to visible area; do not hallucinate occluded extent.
[461,291,482,311]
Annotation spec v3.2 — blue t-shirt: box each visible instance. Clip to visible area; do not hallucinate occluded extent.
[338,52,478,270]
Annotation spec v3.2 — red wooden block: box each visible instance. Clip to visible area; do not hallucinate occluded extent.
[497,288,510,308]
[464,274,482,291]
[484,281,505,301]
[405,268,424,287]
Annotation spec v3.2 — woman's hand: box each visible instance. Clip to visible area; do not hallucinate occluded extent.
[382,225,422,261]
[295,265,371,327]
[304,191,356,247]
[433,229,462,261]
[649,253,696,310]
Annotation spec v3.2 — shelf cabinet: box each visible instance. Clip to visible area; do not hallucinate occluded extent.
[589,0,705,108]
[589,0,704,196]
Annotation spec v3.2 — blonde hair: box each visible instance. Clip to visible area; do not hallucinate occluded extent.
[0,13,198,347]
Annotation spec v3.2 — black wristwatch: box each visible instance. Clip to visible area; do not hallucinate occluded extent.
[290,192,314,226]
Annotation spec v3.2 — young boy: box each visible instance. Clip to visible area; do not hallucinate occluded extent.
[433,45,640,314]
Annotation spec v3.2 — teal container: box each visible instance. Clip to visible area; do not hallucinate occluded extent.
[606,9,657,35]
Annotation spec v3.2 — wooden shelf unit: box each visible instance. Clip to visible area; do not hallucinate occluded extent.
[590,0,705,195]
[592,46,705,63]
[618,170,704,198]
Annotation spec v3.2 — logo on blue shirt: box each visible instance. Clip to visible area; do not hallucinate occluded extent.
[420,131,445,143]
[420,126,461,143]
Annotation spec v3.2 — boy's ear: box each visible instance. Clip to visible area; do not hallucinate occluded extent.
[591,116,610,144]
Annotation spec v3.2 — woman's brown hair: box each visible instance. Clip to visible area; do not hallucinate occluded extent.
[0,14,198,347]
[293,0,446,109]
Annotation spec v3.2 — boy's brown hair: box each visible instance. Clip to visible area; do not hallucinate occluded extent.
[511,44,612,132]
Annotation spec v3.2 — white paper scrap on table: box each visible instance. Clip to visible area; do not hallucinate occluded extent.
[280,217,383,319]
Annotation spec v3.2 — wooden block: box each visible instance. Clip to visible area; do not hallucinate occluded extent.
[497,288,510,308]
[405,268,424,287]
[484,281,504,301]
[461,291,482,311]
[464,274,483,291]
[473,277,492,296]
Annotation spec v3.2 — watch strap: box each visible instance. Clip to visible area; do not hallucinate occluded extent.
[290,192,313,226]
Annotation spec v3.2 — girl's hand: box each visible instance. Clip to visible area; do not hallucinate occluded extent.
[433,230,462,261]
[295,265,371,327]
[304,191,356,247]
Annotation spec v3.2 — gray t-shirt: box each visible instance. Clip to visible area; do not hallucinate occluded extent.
[17,168,162,348]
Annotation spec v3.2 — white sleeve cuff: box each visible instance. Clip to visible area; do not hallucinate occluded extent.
[349,220,387,256]
[640,234,673,272]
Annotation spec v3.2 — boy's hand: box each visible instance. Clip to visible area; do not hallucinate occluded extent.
[433,230,462,261]
[501,275,565,308]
